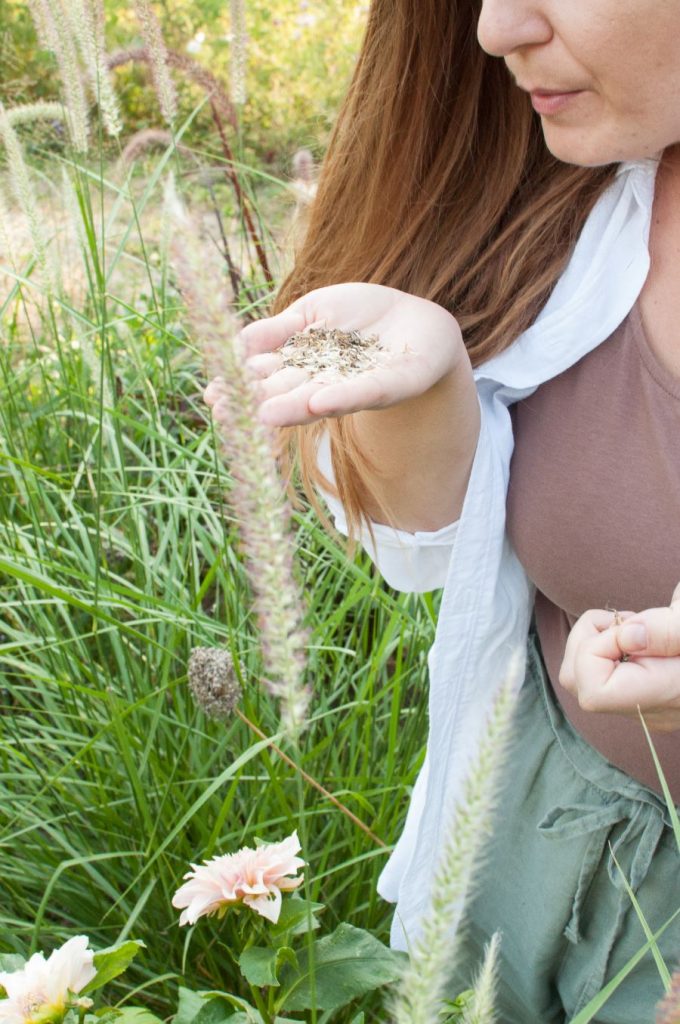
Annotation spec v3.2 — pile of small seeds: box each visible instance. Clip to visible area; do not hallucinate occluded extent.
[279,327,384,377]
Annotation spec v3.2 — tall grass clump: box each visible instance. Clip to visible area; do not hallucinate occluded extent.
[0,22,436,1005]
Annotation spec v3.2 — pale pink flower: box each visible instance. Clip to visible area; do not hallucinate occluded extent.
[172,832,305,926]
[0,936,96,1024]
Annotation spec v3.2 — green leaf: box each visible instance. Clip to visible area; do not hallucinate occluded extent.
[174,991,263,1024]
[271,898,324,939]
[0,954,26,974]
[639,710,680,854]
[174,989,209,1024]
[193,999,236,1024]
[439,990,474,1021]
[278,923,407,1012]
[0,953,26,994]
[90,1011,120,1024]
[82,941,145,995]
[349,1014,365,1024]
[239,946,297,989]
[108,1007,163,1024]
[190,993,263,1024]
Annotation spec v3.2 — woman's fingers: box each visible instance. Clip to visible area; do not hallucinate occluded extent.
[559,609,619,693]
[616,584,680,658]
[204,377,227,406]
[245,352,284,379]
[258,379,341,427]
[238,308,309,358]
[575,650,680,719]
[558,596,680,724]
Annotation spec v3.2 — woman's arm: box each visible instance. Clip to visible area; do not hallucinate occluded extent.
[347,361,480,533]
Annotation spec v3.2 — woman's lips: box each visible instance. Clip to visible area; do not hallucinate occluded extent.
[530,90,585,115]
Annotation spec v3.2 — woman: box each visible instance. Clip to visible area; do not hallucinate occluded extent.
[206,1,680,1019]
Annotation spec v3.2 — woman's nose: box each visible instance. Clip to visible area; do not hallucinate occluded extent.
[477,0,553,57]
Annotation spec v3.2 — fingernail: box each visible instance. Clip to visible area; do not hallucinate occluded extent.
[619,624,648,651]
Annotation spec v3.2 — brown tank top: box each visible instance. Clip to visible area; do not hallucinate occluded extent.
[506,302,680,802]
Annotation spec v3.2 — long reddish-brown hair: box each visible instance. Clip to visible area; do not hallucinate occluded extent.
[275,0,615,541]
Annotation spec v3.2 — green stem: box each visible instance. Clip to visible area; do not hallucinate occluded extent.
[248,983,272,1023]
[293,737,317,1024]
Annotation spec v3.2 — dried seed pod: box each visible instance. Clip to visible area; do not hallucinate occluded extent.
[188,647,242,720]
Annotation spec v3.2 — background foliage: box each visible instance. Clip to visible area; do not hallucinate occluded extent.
[0,0,368,163]
[0,2,435,1020]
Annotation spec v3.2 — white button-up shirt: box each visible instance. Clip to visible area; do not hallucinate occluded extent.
[316,159,658,950]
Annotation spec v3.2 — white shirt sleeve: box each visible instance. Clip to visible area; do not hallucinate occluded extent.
[315,430,458,593]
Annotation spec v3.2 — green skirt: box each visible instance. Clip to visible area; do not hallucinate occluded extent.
[446,631,680,1023]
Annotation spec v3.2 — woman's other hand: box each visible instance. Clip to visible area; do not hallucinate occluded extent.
[204,283,465,428]
[558,582,680,732]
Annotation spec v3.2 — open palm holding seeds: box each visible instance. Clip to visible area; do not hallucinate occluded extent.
[227,282,466,428]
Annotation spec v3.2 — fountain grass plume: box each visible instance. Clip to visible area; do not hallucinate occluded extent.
[106,47,236,129]
[0,102,52,290]
[118,128,194,170]
[0,180,17,274]
[462,932,501,1024]
[657,969,680,1024]
[29,0,89,153]
[230,0,247,106]
[390,658,520,1024]
[5,102,66,127]
[165,177,310,738]
[28,0,52,52]
[133,0,178,125]
[64,0,122,137]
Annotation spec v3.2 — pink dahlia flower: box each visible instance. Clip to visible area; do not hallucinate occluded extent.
[172,831,305,926]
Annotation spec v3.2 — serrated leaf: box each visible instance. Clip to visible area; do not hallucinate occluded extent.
[239,946,297,989]
[82,941,145,995]
[278,923,406,1012]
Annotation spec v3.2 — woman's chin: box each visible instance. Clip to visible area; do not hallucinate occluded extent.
[541,129,629,169]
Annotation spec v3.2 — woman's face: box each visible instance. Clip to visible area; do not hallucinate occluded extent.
[477,0,680,166]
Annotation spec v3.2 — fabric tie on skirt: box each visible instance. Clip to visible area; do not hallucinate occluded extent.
[538,796,667,994]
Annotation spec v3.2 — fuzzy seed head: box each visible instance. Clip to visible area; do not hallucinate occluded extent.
[134,0,178,124]
[657,970,680,1024]
[188,647,243,720]
[230,0,247,105]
